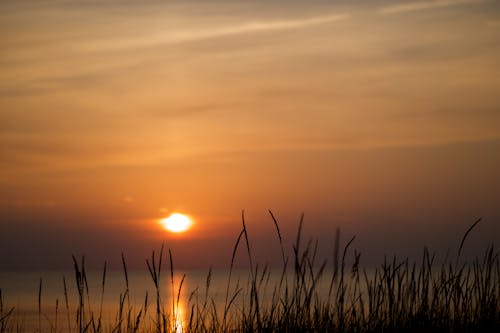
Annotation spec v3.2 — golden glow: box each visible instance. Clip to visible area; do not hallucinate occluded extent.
[171,273,187,333]
[160,213,193,233]
[173,297,186,333]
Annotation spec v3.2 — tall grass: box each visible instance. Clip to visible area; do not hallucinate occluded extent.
[1,213,498,332]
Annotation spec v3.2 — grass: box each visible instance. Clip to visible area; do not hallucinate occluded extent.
[1,212,499,332]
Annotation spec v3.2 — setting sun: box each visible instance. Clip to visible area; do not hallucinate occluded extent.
[160,213,193,233]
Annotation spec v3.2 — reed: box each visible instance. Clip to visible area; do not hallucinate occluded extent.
[0,288,15,333]
[1,213,498,332]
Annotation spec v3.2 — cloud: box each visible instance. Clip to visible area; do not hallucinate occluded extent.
[198,13,352,36]
[378,0,488,15]
[79,13,351,52]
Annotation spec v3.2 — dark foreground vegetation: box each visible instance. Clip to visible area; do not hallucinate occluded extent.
[1,213,499,332]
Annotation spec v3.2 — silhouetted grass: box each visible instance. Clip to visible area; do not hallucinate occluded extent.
[0,213,498,332]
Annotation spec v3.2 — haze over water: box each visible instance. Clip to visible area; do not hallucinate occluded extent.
[1,0,500,272]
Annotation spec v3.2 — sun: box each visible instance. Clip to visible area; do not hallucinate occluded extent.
[160,213,193,233]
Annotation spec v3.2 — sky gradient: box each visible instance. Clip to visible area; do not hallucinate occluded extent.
[1,0,500,270]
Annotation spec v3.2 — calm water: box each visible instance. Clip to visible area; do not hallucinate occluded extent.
[0,268,355,332]
[1,269,226,332]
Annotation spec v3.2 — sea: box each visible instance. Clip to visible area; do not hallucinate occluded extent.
[1,268,349,332]
[1,269,227,332]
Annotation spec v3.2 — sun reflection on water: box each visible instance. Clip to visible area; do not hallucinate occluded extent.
[173,300,185,333]
[170,273,187,333]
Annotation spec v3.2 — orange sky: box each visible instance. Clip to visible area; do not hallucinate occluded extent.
[1,0,500,269]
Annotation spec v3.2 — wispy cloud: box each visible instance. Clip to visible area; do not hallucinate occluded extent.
[79,13,351,52]
[378,0,488,15]
[193,13,352,37]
